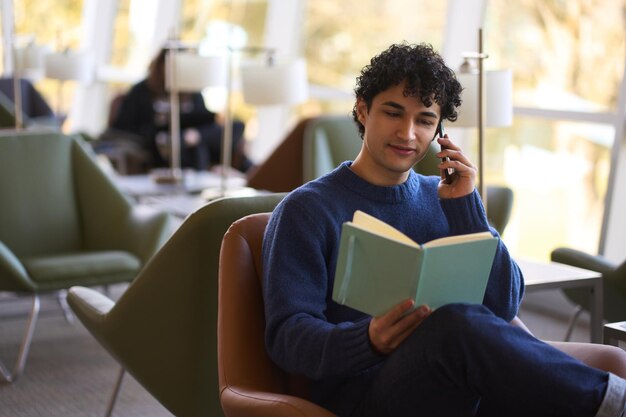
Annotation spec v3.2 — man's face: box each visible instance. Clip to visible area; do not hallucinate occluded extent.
[353,82,441,186]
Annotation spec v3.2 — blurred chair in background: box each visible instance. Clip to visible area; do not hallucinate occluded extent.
[551,247,626,341]
[0,131,170,383]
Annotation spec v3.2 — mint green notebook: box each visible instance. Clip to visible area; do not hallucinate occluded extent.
[332,211,499,317]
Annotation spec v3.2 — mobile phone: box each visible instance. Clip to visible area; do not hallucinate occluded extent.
[437,122,454,184]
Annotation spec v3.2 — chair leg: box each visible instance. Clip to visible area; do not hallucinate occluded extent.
[0,294,40,383]
[57,289,75,324]
[104,367,125,417]
[102,285,111,298]
[564,305,584,342]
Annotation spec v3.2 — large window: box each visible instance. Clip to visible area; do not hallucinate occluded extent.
[7,0,84,117]
[483,0,625,260]
[303,1,449,116]
[486,1,625,112]
[180,0,267,46]
[180,0,269,117]
[13,0,84,51]
[487,118,612,259]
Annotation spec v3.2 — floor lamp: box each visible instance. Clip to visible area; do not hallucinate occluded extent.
[203,49,308,199]
[11,39,46,129]
[44,50,95,128]
[157,45,227,184]
[453,28,513,212]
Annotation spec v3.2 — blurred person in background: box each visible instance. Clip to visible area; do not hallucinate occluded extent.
[111,47,253,172]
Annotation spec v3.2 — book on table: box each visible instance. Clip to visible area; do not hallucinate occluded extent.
[332,210,499,316]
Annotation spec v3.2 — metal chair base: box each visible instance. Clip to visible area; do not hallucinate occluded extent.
[0,294,40,383]
[564,304,584,342]
[56,289,75,324]
[105,367,125,417]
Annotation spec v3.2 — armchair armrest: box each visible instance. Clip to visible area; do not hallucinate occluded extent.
[220,386,338,417]
[550,247,617,276]
[67,286,115,325]
[0,240,36,291]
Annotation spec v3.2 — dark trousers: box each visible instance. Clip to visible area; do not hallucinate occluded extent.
[197,120,252,171]
[176,120,250,171]
[352,304,608,417]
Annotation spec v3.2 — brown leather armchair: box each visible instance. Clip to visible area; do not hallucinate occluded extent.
[218,214,626,417]
[218,213,337,417]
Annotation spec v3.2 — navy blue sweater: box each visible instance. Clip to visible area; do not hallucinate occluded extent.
[262,162,524,416]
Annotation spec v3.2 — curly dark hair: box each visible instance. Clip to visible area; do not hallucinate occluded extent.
[352,42,463,138]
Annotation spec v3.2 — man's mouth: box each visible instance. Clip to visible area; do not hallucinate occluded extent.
[388,144,416,155]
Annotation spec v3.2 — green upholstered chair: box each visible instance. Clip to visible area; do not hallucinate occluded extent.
[0,131,170,382]
[66,193,286,417]
[248,115,514,236]
[550,248,626,340]
[301,115,362,183]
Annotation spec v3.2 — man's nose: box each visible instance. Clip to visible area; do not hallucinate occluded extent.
[397,119,416,141]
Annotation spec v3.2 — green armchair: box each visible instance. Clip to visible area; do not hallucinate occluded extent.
[66,193,286,417]
[551,247,626,340]
[0,131,170,382]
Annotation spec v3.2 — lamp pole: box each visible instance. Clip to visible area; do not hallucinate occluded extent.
[220,45,234,196]
[460,28,489,211]
[9,17,23,130]
[219,46,276,196]
[478,28,486,206]
[166,45,182,183]
[12,45,23,130]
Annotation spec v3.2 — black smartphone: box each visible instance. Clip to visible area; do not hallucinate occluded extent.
[436,122,454,184]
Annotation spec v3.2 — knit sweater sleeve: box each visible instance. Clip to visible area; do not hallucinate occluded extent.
[262,198,384,380]
[440,190,524,321]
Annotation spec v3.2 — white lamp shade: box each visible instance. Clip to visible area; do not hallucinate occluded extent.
[454,70,513,127]
[44,51,95,83]
[165,52,227,92]
[14,43,50,78]
[240,58,308,106]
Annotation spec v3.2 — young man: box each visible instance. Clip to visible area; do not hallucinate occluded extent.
[262,43,626,417]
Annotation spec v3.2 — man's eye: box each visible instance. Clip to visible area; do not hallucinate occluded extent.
[385,111,400,118]
[420,120,435,126]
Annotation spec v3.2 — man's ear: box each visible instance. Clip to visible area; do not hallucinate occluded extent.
[356,98,368,123]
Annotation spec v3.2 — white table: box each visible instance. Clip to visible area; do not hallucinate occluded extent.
[518,258,602,343]
[604,321,626,346]
[140,187,267,218]
[113,169,248,200]
[112,169,267,220]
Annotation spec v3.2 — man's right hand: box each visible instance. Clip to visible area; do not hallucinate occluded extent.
[368,300,432,355]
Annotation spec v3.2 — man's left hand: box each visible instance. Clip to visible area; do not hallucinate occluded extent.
[436,135,477,199]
